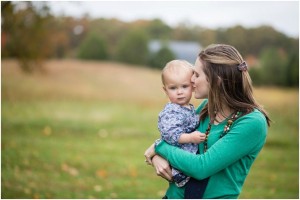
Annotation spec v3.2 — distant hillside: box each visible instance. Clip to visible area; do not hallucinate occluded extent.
[1,59,169,106]
[3,59,290,109]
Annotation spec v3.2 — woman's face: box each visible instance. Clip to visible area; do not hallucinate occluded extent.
[191,58,209,99]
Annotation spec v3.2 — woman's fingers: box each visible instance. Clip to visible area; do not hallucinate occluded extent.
[144,157,152,165]
[144,143,156,165]
[156,165,173,181]
[152,155,173,181]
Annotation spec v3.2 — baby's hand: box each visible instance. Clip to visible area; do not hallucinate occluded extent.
[189,131,206,144]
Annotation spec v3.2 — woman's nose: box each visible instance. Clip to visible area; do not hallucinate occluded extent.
[191,74,195,83]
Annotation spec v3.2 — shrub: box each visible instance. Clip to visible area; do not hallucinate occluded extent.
[116,29,149,65]
[78,34,108,60]
[148,46,176,69]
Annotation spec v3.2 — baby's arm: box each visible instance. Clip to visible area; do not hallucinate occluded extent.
[178,131,206,144]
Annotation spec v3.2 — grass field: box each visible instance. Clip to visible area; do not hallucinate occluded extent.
[1,59,299,198]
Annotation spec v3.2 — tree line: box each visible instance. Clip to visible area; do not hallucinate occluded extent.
[1,2,298,87]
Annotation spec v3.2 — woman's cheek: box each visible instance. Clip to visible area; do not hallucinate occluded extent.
[193,88,200,99]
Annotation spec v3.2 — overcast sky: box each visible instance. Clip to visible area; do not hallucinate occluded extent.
[47,1,299,38]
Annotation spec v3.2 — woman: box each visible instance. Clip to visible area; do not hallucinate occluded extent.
[144,44,271,199]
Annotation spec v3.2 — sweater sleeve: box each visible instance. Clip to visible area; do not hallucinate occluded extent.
[155,111,268,180]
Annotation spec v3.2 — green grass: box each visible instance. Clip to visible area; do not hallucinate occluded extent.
[2,100,167,198]
[1,59,299,198]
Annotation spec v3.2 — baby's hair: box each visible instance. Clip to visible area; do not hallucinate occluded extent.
[161,60,193,85]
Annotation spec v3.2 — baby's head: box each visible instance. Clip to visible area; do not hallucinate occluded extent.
[161,60,194,106]
[162,60,194,85]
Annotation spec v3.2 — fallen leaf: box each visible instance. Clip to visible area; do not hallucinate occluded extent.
[96,169,107,178]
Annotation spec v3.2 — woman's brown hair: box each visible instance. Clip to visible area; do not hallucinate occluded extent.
[199,44,271,126]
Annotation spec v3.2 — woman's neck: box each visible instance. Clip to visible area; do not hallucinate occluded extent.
[214,106,235,125]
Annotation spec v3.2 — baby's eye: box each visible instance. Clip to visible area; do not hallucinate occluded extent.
[169,86,176,90]
[182,85,190,88]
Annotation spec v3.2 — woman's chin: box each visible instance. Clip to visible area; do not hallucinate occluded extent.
[193,94,206,99]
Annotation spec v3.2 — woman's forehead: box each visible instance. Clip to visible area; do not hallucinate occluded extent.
[193,59,203,72]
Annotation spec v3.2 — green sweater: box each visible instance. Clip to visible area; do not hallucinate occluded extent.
[155,100,268,198]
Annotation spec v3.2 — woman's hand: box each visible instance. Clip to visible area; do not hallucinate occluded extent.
[144,143,156,165]
[152,155,173,181]
[144,143,172,181]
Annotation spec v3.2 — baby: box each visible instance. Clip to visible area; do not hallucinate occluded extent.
[158,60,206,187]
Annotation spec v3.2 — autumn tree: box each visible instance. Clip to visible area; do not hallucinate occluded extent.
[1,1,54,72]
[88,18,128,59]
[146,19,172,39]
